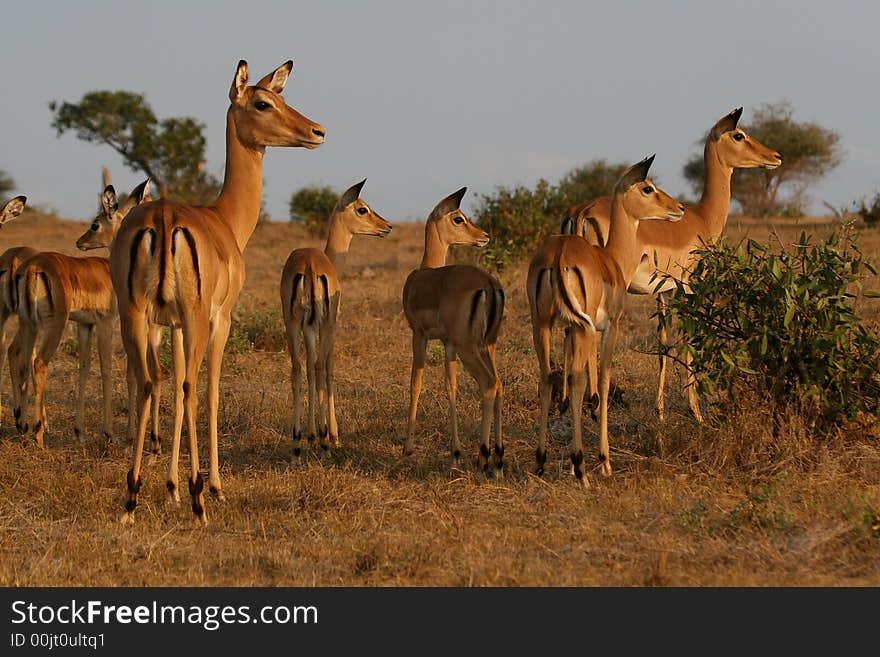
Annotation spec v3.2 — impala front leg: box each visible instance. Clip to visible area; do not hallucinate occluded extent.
[206,314,231,501]
[568,326,594,488]
[74,323,94,442]
[403,333,427,456]
[597,322,619,476]
[97,318,114,443]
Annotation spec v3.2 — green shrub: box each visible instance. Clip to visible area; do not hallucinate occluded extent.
[472,160,629,271]
[289,185,337,236]
[227,308,286,354]
[855,192,880,228]
[659,223,880,429]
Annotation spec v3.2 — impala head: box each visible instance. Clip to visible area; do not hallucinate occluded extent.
[229,60,325,150]
[332,179,392,237]
[709,107,782,170]
[428,187,489,247]
[77,179,152,251]
[615,155,685,223]
[0,195,26,227]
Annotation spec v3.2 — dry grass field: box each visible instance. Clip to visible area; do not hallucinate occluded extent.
[0,210,878,586]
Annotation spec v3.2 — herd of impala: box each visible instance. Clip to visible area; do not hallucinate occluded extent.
[0,60,782,525]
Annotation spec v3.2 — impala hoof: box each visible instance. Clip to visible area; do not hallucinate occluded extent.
[119,512,135,525]
[209,487,225,502]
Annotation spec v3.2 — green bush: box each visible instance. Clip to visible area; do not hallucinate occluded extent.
[289,185,337,236]
[473,160,628,271]
[855,192,880,228]
[227,308,286,354]
[659,224,880,429]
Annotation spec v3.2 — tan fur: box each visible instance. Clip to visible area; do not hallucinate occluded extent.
[402,188,506,475]
[0,195,32,425]
[528,157,684,485]
[12,182,151,447]
[560,110,780,422]
[111,60,325,525]
[280,181,392,456]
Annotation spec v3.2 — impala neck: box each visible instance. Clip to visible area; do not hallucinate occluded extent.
[324,214,353,270]
[214,109,265,251]
[694,139,734,239]
[606,195,645,286]
[419,220,448,269]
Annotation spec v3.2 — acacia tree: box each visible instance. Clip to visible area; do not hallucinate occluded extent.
[49,91,220,204]
[683,102,842,216]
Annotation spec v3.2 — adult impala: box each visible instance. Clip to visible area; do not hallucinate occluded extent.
[528,156,684,485]
[111,60,324,525]
[403,188,505,476]
[0,195,30,426]
[76,181,164,455]
[561,109,781,421]
[13,181,151,446]
[281,179,392,457]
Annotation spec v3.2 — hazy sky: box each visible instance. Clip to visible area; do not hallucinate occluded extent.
[3,1,879,224]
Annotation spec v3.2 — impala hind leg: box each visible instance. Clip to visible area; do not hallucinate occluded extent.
[119,313,153,525]
[459,345,501,478]
[30,313,67,448]
[324,300,340,448]
[403,333,427,456]
[73,323,93,442]
[182,322,210,525]
[286,316,305,457]
[146,324,163,459]
[442,342,460,465]
[303,324,319,449]
[567,326,596,488]
[597,322,619,476]
[487,343,504,478]
[532,323,552,476]
[9,328,28,434]
[165,328,184,504]
[315,323,330,454]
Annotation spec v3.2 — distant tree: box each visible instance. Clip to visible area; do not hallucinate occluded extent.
[0,169,14,203]
[683,101,842,217]
[556,159,629,206]
[49,91,220,204]
[289,185,338,235]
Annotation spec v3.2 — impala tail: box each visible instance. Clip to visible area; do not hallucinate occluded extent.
[554,246,596,331]
[290,268,329,328]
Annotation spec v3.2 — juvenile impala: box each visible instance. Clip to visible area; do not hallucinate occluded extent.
[111,60,325,525]
[13,181,151,446]
[561,109,781,421]
[402,188,505,476]
[281,179,392,457]
[0,195,30,426]
[528,156,684,485]
[76,181,164,456]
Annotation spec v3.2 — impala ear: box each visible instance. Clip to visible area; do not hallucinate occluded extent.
[432,186,468,218]
[617,155,655,191]
[230,60,249,103]
[256,60,293,94]
[131,178,152,205]
[709,107,744,141]
[0,195,26,225]
[335,179,367,213]
[101,185,118,217]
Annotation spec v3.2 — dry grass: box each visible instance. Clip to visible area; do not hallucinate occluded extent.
[0,210,878,586]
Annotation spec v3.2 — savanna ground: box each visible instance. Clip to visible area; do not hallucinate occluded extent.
[0,211,878,586]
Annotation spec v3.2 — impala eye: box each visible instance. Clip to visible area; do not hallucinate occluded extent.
[733,132,745,142]
[254,100,271,111]
[452,215,465,225]
[91,222,100,231]
[356,207,368,215]
[642,186,653,194]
